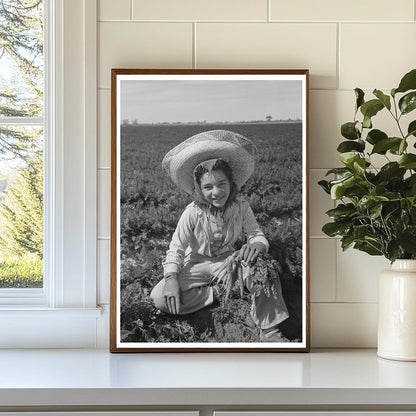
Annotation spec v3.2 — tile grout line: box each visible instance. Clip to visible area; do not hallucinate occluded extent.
[336,22,340,90]
[193,22,197,69]
[333,230,339,303]
[267,0,271,22]
[130,0,133,20]
[97,19,415,24]
[311,301,378,305]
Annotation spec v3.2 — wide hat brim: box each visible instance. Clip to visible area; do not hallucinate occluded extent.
[162,130,256,195]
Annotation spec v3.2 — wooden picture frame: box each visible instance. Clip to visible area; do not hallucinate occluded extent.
[110,69,310,352]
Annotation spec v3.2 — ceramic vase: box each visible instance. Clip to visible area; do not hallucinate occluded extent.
[378,259,416,361]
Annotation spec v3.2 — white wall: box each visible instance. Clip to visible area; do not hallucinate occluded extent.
[96,0,416,348]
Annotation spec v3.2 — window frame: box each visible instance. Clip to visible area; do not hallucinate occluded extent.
[0,0,100,348]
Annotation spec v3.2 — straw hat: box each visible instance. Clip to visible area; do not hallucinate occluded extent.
[162,130,256,195]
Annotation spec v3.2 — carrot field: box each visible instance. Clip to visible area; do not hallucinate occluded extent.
[119,123,304,343]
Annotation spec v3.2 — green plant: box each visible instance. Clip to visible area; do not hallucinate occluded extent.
[319,69,416,262]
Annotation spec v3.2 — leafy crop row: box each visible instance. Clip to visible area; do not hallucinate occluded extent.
[119,123,303,343]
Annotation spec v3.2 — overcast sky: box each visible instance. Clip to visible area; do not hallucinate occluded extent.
[120,80,303,123]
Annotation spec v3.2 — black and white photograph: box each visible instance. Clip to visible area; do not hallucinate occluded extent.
[110,69,309,352]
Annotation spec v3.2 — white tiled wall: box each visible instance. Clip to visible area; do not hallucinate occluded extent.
[96,0,416,347]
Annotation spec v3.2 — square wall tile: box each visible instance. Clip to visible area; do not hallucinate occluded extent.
[311,303,377,347]
[133,0,268,21]
[98,22,193,88]
[99,0,131,20]
[271,0,414,21]
[309,90,353,169]
[98,169,111,239]
[340,24,416,90]
[97,239,110,304]
[196,23,337,89]
[309,170,334,237]
[336,244,390,303]
[310,239,336,302]
[98,89,111,168]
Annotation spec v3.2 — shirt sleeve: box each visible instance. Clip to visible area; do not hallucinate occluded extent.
[162,205,195,276]
[241,201,269,253]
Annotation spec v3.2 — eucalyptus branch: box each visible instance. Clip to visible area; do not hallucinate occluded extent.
[321,68,416,262]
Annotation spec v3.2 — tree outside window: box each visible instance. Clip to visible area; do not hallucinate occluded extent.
[0,0,44,288]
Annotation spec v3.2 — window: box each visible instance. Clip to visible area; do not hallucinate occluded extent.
[0,0,101,348]
[0,0,44,292]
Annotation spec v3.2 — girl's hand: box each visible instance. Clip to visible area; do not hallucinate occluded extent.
[237,242,266,265]
[163,275,181,314]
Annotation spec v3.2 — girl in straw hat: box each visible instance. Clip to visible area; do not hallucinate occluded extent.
[150,130,289,342]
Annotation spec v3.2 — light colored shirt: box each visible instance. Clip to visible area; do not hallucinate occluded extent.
[163,197,269,276]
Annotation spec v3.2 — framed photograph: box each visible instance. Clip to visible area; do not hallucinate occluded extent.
[110,69,310,352]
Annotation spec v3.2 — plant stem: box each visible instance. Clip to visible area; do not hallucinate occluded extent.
[390,96,407,139]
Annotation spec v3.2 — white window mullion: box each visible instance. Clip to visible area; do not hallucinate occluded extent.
[44,0,58,307]
[0,117,44,126]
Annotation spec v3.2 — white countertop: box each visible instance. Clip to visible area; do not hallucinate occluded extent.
[0,348,416,407]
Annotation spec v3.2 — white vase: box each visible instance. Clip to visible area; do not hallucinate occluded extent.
[378,259,416,361]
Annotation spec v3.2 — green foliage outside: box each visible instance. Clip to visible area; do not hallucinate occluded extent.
[0,155,43,258]
[0,0,44,288]
[120,123,303,343]
[319,68,416,262]
[0,252,42,288]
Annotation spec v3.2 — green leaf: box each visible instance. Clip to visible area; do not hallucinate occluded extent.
[363,116,372,129]
[341,122,360,140]
[407,120,416,137]
[399,139,407,154]
[322,221,351,237]
[360,99,384,119]
[399,154,416,169]
[369,203,383,219]
[318,180,331,194]
[330,175,370,200]
[399,92,416,115]
[378,162,406,181]
[389,139,408,155]
[338,153,370,176]
[339,152,361,167]
[337,140,365,153]
[325,167,352,176]
[341,235,355,251]
[373,89,391,110]
[366,129,387,145]
[355,88,365,110]
[326,203,357,220]
[405,175,416,196]
[330,176,358,199]
[352,225,374,240]
[371,137,402,154]
[398,227,416,255]
[395,69,416,94]
[354,241,383,256]
[357,195,389,212]
[353,158,366,174]
[406,174,416,189]
[386,240,402,262]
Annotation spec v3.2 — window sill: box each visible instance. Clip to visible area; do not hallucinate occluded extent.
[0,307,104,348]
[0,306,102,316]
[0,349,415,410]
